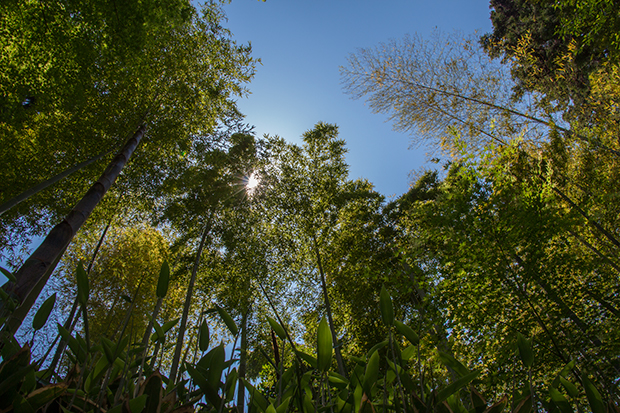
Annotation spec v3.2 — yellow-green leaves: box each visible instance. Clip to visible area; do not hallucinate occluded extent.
[317,317,332,372]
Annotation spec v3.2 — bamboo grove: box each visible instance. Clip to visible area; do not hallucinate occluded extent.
[1,0,620,412]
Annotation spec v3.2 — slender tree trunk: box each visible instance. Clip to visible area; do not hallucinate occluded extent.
[168,215,213,385]
[0,149,113,216]
[237,309,248,413]
[3,124,146,329]
[311,234,346,376]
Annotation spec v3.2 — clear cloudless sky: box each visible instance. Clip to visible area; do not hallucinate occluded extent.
[222,0,494,198]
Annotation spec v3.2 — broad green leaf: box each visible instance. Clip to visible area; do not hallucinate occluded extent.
[76,261,89,306]
[208,344,226,386]
[317,317,333,372]
[267,316,287,340]
[362,347,379,395]
[216,305,238,337]
[199,320,210,352]
[187,366,222,409]
[128,394,148,413]
[366,340,388,360]
[242,378,269,413]
[482,395,507,413]
[57,324,83,362]
[23,383,68,410]
[225,368,238,402]
[470,387,487,413]
[436,370,479,403]
[394,321,419,346]
[276,397,291,413]
[517,333,534,368]
[101,338,116,364]
[401,345,417,361]
[512,395,532,413]
[379,285,394,326]
[582,374,606,413]
[296,351,317,369]
[559,377,579,398]
[151,320,165,343]
[437,350,470,378]
[549,387,573,413]
[161,318,179,334]
[32,293,56,331]
[156,261,170,298]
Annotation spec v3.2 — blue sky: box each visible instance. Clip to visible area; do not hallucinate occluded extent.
[222,0,493,198]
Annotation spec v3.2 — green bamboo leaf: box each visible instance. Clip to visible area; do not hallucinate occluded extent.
[101,338,116,364]
[559,377,579,398]
[267,316,287,340]
[188,365,222,409]
[56,324,80,361]
[276,397,291,413]
[296,350,318,369]
[208,344,226,386]
[0,266,16,283]
[23,383,68,410]
[32,293,56,331]
[128,394,148,413]
[437,350,470,378]
[549,387,573,413]
[401,345,417,361]
[379,285,394,326]
[394,320,419,346]
[483,395,507,413]
[436,370,479,403]
[225,368,238,402]
[512,395,532,413]
[216,305,238,337]
[242,378,269,413]
[517,333,534,368]
[161,318,180,334]
[582,374,606,413]
[151,320,165,343]
[156,261,170,298]
[470,387,487,413]
[199,320,210,352]
[366,340,388,360]
[76,261,89,306]
[317,317,333,372]
[362,347,380,395]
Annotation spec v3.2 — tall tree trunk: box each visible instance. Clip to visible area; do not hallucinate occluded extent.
[168,214,213,385]
[311,234,346,376]
[2,124,146,333]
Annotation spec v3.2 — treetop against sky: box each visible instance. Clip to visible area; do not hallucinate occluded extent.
[222,0,493,197]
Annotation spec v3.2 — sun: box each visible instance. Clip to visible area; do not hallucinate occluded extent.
[246,172,260,192]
